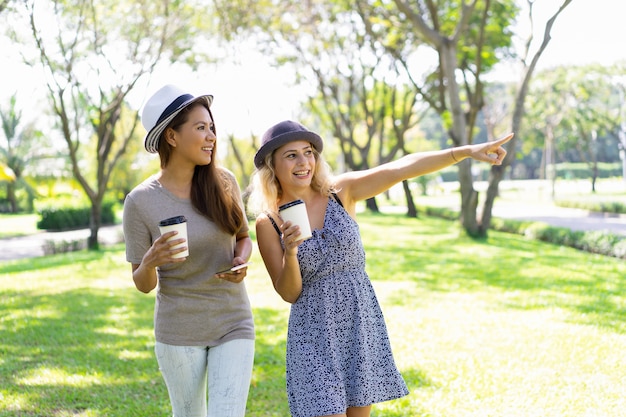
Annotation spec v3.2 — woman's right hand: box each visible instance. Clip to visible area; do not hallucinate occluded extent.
[280,220,304,255]
[143,230,188,268]
[131,231,187,293]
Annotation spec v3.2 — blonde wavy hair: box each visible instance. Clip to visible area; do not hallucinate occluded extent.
[247,146,336,216]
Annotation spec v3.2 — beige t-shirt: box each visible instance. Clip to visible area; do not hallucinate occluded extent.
[123,171,254,346]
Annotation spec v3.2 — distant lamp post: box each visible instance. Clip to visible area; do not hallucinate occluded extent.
[618,129,626,185]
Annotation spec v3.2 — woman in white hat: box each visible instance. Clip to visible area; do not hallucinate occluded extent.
[123,85,254,417]
[248,120,513,417]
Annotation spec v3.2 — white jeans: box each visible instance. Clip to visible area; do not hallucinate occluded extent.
[155,339,255,417]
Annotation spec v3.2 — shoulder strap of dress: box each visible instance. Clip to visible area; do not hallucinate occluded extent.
[331,192,344,208]
[264,211,282,236]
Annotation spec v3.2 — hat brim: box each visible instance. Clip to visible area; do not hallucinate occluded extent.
[144,94,213,153]
[254,131,323,168]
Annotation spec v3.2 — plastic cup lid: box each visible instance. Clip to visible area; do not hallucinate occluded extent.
[159,215,187,226]
[279,199,304,212]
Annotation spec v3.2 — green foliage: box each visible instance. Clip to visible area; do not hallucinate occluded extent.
[489,216,536,235]
[556,198,626,215]
[521,63,626,178]
[36,200,117,231]
[577,230,623,255]
[523,222,584,247]
[418,204,459,221]
[556,162,622,180]
[460,0,518,69]
[0,94,45,213]
[488,216,625,259]
[4,0,219,247]
[611,239,626,258]
[37,206,90,230]
[42,237,87,255]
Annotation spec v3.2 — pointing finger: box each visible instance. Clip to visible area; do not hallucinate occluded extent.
[493,132,514,146]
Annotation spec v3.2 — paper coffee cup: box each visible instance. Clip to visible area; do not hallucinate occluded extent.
[278,200,313,241]
[158,215,189,258]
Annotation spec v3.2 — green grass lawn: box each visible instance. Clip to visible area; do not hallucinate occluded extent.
[1,213,625,416]
[0,213,39,238]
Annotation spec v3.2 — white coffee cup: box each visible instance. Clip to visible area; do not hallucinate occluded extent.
[158,215,189,258]
[279,199,313,241]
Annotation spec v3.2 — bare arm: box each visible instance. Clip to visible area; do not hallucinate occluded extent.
[234,231,253,263]
[336,133,514,209]
[255,214,304,303]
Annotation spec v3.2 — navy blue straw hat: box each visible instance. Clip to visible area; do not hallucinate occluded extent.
[254,120,323,168]
[141,85,213,153]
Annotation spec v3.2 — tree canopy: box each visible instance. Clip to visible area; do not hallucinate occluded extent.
[3,0,217,247]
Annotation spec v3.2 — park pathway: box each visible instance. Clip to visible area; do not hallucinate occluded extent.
[0,224,124,261]
[1,204,625,261]
[491,201,626,236]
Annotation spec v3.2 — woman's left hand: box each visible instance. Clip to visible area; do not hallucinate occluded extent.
[469,133,514,165]
[215,257,249,283]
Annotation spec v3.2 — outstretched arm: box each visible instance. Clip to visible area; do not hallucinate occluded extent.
[336,133,514,211]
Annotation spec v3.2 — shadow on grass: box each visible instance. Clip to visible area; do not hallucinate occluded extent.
[0,277,170,416]
[0,248,300,416]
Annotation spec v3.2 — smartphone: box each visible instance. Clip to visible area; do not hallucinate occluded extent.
[216,261,252,274]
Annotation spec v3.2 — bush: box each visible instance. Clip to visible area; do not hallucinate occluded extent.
[420,205,459,220]
[37,200,117,231]
[523,223,584,247]
[557,162,622,179]
[577,231,623,256]
[515,222,623,259]
[490,217,535,235]
[556,199,626,215]
[421,205,626,260]
[42,238,87,255]
[612,239,626,258]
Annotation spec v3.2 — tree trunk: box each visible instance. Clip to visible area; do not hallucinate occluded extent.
[88,199,102,250]
[440,41,480,235]
[7,182,17,213]
[402,180,417,218]
[459,160,480,236]
[480,0,574,232]
[481,165,504,234]
[365,197,379,212]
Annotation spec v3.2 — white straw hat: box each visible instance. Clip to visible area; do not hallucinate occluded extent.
[141,84,213,153]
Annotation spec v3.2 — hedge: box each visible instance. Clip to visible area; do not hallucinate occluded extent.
[418,205,626,260]
[37,200,116,231]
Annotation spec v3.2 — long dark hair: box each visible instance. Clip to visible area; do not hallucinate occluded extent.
[157,99,244,235]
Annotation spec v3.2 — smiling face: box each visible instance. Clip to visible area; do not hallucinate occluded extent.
[162,102,216,168]
[272,140,317,191]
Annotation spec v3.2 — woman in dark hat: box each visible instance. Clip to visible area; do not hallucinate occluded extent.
[248,120,513,417]
[123,84,254,417]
